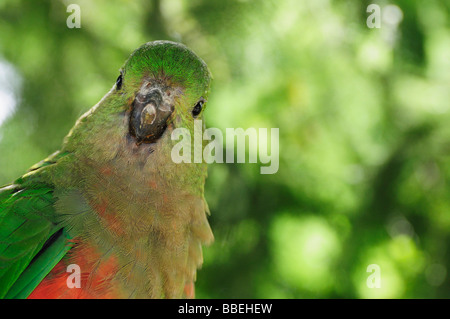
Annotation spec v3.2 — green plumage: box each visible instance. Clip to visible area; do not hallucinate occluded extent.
[0,157,68,298]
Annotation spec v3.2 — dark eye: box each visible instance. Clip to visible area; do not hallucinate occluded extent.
[116,73,123,90]
[192,99,204,117]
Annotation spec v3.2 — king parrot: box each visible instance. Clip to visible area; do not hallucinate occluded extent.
[0,40,214,299]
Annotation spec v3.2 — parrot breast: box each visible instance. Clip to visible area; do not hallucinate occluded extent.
[31,122,213,298]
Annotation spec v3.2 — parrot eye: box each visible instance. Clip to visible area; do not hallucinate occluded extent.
[192,99,204,117]
[116,74,123,90]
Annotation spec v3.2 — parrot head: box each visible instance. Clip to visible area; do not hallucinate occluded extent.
[65,40,212,188]
[119,40,211,145]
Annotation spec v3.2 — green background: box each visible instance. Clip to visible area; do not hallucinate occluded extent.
[0,0,449,298]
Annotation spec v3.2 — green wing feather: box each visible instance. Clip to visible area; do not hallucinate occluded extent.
[0,152,71,298]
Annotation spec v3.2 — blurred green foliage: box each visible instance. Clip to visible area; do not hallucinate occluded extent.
[0,0,449,298]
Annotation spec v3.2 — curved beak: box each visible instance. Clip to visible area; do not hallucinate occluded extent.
[129,87,174,144]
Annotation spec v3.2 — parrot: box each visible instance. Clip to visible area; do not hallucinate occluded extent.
[0,40,214,299]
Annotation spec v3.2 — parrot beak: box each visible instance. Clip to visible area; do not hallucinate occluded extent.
[129,86,174,144]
